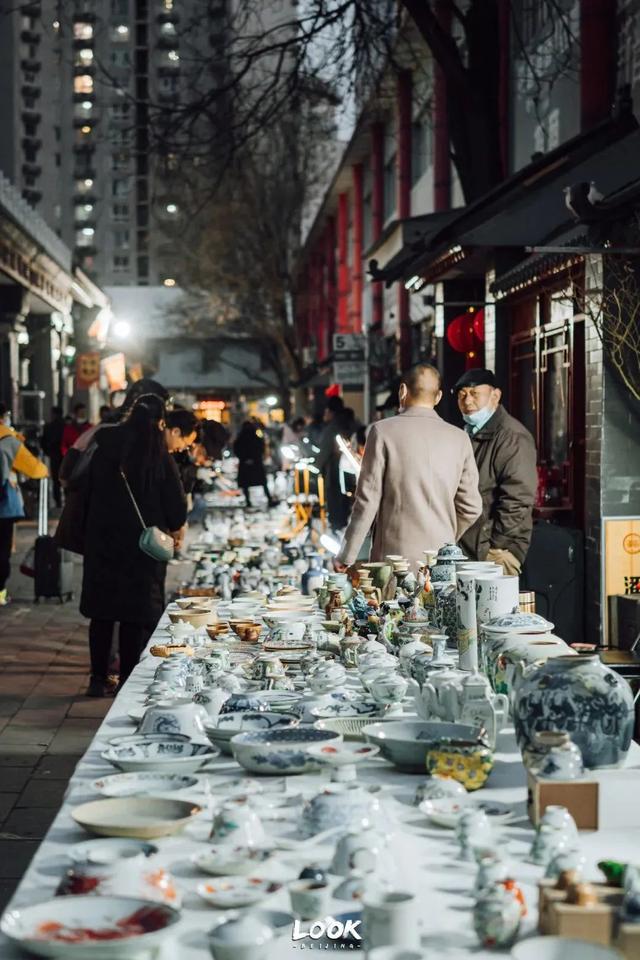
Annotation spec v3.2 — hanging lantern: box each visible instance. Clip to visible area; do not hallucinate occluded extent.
[472,308,485,342]
[446,312,476,354]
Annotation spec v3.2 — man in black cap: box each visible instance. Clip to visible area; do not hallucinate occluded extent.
[454,368,537,575]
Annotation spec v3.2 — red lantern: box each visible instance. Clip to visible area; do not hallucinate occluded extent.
[446,313,477,354]
[472,308,485,342]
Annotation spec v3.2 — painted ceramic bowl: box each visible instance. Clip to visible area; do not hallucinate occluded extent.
[0,896,180,959]
[482,612,554,636]
[300,783,381,837]
[231,727,342,775]
[102,738,219,775]
[204,711,299,755]
[191,845,275,877]
[362,720,487,773]
[219,694,270,716]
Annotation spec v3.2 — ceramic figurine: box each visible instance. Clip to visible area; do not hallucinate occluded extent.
[473,879,525,949]
[513,654,635,769]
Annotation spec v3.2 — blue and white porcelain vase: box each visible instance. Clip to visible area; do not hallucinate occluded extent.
[513,654,635,769]
[301,554,326,596]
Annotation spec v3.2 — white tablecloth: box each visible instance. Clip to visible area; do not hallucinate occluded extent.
[3,614,640,958]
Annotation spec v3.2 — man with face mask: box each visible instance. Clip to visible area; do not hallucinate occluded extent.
[455,368,537,575]
[334,364,482,573]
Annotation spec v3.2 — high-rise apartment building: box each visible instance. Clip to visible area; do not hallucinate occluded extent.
[0,0,229,289]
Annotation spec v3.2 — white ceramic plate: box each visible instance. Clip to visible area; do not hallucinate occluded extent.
[420,797,517,829]
[200,776,263,797]
[92,772,200,798]
[68,838,158,865]
[0,895,180,959]
[191,846,275,876]
[72,797,201,840]
[197,876,281,908]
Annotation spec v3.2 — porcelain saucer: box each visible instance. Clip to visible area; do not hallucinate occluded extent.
[197,876,282,907]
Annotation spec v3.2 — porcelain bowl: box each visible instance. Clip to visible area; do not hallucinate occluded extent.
[102,738,219,775]
[300,782,381,837]
[167,610,212,628]
[204,712,299,755]
[362,720,487,773]
[0,895,180,959]
[72,797,201,840]
[231,727,342,775]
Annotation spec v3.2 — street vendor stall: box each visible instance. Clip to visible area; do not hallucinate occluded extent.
[2,516,639,959]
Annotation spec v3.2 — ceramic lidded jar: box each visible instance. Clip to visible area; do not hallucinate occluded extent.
[473,879,524,949]
[429,543,467,584]
[513,654,635,768]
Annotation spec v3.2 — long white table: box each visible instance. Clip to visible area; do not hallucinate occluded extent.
[3,614,640,958]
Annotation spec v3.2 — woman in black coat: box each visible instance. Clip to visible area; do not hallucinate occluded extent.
[81,395,187,696]
[234,420,273,507]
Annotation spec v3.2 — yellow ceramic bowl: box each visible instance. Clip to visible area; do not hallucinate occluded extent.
[425,741,494,791]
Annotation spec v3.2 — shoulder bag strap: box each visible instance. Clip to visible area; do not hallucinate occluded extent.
[120,469,146,531]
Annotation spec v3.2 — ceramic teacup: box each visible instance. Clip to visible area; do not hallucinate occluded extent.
[363,891,421,951]
[288,879,331,921]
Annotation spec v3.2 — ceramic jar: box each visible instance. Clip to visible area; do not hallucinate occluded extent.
[513,654,635,768]
[429,543,466,584]
[473,880,525,948]
[301,784,380,837]
[455,808,494,861]
[301,554,326,596]
[369,673,408,714]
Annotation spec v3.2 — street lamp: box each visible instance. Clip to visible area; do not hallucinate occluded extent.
[113,319,131,339]
[264,395,278,407]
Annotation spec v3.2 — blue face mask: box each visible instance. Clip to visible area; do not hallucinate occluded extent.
[462,405,495,432]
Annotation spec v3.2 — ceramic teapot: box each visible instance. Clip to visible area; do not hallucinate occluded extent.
[457,673,509,749]
[416,667,467,721]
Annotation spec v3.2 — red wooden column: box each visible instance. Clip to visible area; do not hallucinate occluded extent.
[580,0,616,130]
[397,70,412,370]
[370,123,384,330]
[324,216,336,358]
[337,192,350,333]
[351,163,364,333]
[433,1,451,211]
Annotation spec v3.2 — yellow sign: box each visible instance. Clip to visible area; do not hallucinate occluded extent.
[604,518,640,642]
[76,351,100,389]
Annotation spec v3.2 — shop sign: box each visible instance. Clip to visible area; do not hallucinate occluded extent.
[333,332,365,385]
[101,352,127,392]
[75,351,101,389]
[603,517,640,641]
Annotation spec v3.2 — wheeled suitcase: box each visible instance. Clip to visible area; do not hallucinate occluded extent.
[34,477,73,603]
[521,520,584,647]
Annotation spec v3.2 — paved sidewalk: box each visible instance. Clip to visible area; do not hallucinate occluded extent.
[0,521,189,912]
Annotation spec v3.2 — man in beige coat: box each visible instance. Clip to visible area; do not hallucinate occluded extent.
[334,365,482,572]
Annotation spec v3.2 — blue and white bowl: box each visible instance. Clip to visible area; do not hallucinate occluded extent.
[102,738,220,775]
[204,711,299,755]
[310,700,380,720]
[231,727,342,775]
[219,694,270,716]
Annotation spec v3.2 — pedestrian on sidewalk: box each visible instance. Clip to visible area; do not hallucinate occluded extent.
[334,364,482,573]
[40,406,65,508]
[61,402,91,457]
[234,420,274,507]
[455,368,538,576]
[0,420,48,605]
[80,395,187,696]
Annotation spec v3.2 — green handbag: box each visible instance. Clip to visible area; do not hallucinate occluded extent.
[120,470,175,563]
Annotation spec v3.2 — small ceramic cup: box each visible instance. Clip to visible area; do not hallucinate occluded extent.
[289,879,331,921]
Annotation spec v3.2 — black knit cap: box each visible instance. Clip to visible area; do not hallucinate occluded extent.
[453,368,499,392]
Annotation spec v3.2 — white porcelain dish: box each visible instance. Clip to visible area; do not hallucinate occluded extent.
[0,895,180,959]
[191,845,276,877]
[91,772,200,798]
[102,738,219,775]
[231,727,342,775]
[72,797,201,840]
[511,937,623,960]
[197,876,282,908]
[68,838,158,866]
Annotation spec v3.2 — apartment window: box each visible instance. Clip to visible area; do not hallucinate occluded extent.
[111,24,130,41]
[73,23,94,39]
[75,48,94,66]
[75,203,94,222]
[112,151,130,170]
[111,129,130,146]
[137,255,149,277]
[74,74,94,94]
[411,117,432,186]
[112,202,128,219]
[158,75,178,94]
[383,153,396,222]
[112,178,130,196]
[113,255,130,271]
[110,49,130,68]
[114,228,130,248]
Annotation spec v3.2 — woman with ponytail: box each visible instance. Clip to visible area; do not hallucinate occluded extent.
[80,394,187,696]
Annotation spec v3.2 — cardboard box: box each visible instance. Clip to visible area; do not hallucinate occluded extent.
[539,880,623,945]
[528,767,640,830]
[527,771,599,829]
[616,923,640,960]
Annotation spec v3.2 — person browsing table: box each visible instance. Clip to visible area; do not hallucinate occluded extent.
[334,364,482,573]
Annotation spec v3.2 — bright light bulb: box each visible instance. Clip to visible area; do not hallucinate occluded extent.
[163,277,176,287]
[264,395,278,407]
[81,227,94,236]
[113,320,131,339]
[167,50,179,61]
[83,178,93,187]
[81,100,92,110]
[116,24,128,34]
[166,203,178,214]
